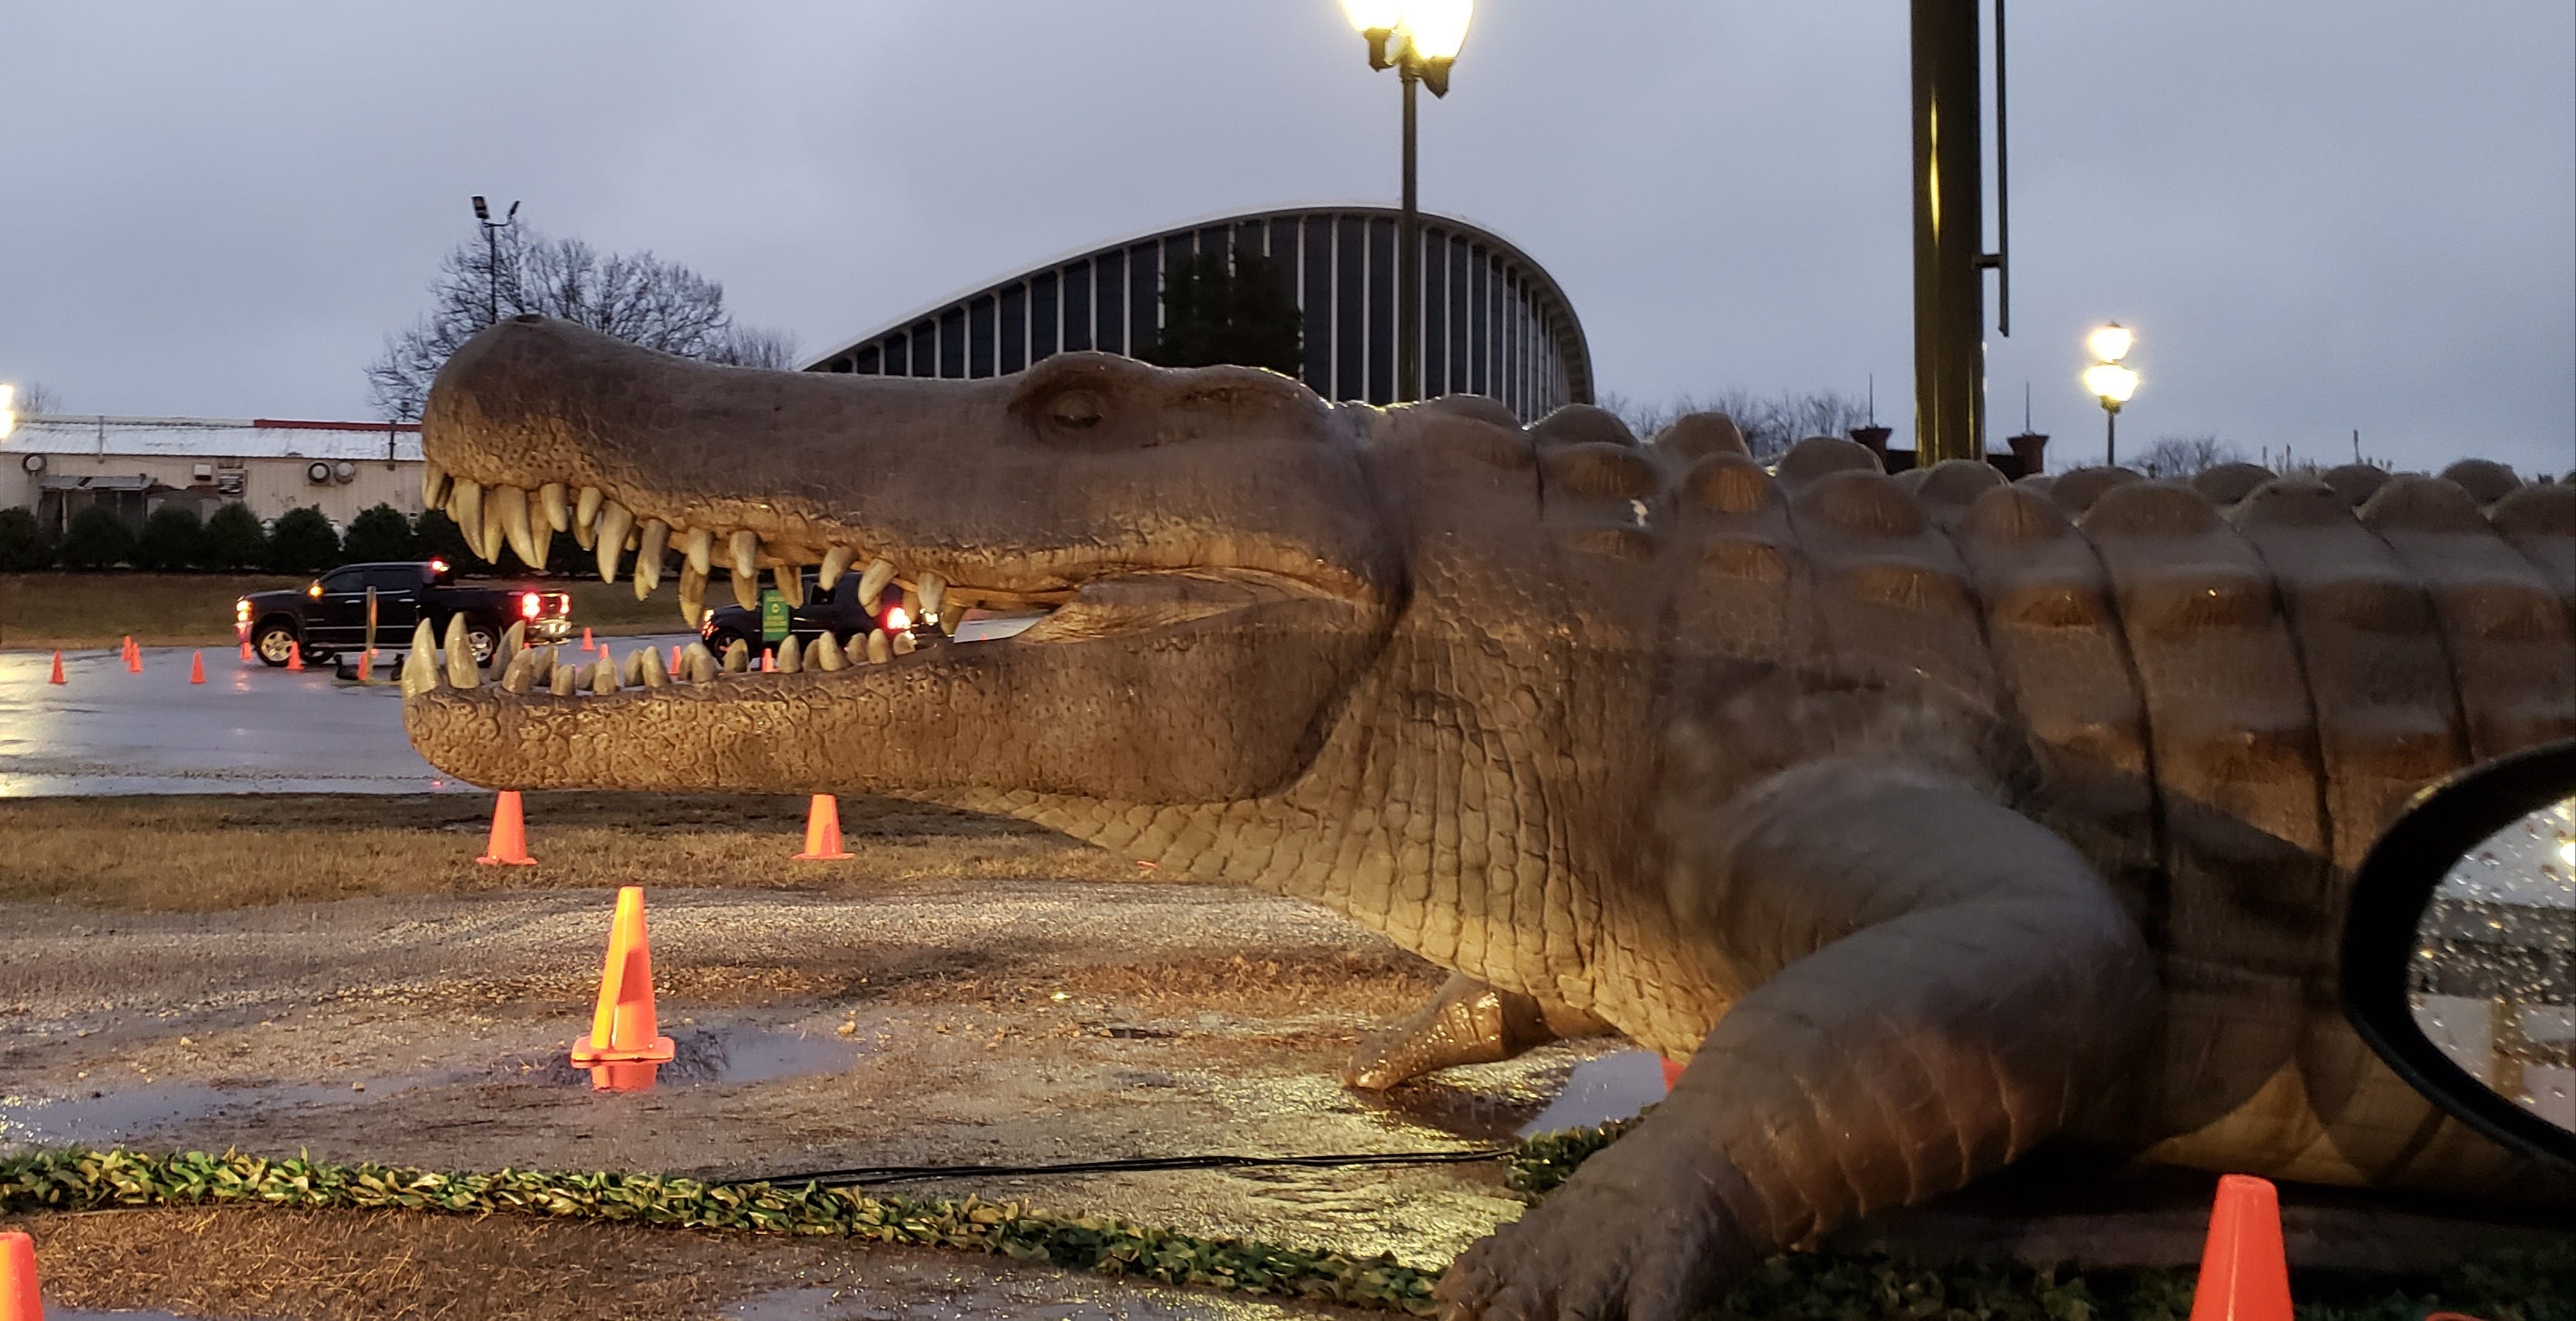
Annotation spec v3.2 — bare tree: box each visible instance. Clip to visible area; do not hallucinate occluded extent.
[1612,387,1874,461]
[10,382,60,417]
[706,324,804,370]
[368,222,796,420]
[2133,434,2246,478]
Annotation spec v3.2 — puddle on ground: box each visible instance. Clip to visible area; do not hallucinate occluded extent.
[1514,1051,1668,1138]
[516,1026,863,1092]
[0,1079,402,1149]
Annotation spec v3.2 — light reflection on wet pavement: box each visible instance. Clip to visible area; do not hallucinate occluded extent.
[0,638,694,796]
[0,1026,867,1146]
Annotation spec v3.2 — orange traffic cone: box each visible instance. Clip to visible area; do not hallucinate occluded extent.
[1,1229,41,1321]
[189,650,206,684]
[761,648,775,672]
[581,626,595,651]
[1660,1057,1686,1089]
[240,639,254,663]
[47,652,65,686]
[569,886,677,1086]
[668,644,682,677]
[286,642,304,672]
[124,639,142,674]
[2188,1175,2293,1321]
[793,794,856,860]
[476,790,538,867]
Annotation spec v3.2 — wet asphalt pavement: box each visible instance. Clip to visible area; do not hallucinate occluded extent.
[0,638,694,796]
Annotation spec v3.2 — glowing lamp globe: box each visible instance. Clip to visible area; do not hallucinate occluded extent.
[1401,0,1474,60]
[2082,362,2140,406]
[1343,0,1402,32]
[2086,323,2135,364]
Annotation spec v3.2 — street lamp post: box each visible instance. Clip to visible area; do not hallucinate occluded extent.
[1342,1,1472,404]
[2081,323,2139,467]
[471,196,521,328]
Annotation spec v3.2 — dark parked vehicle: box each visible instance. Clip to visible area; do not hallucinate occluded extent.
[236,558,571,668]
[698,566,936,659]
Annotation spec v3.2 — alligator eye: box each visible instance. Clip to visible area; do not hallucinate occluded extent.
[1049,391,1105,430]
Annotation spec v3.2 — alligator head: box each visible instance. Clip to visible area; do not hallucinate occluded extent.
[403,317,1402,805]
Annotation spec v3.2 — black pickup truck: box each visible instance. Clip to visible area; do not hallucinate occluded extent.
[698,565,936,659]
[236,558,572,668]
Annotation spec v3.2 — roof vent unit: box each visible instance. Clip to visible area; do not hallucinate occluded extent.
[19,453,42,474]
[307,461,333,485]
[332,461,357,484]
[193,463,216,480]
[214,469,245,496]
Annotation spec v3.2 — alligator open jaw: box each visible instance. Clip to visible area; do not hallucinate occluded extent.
[398,317,1394,800]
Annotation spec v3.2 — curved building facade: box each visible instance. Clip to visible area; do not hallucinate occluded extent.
[805,206,1593,422]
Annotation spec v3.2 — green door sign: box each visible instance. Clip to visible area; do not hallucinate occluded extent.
[759,588,792,643]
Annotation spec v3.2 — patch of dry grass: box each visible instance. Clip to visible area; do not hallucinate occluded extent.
[4,1205,828,1321]
[0,792,1134,911]
[0,573,687,650]
[0,572,303,648]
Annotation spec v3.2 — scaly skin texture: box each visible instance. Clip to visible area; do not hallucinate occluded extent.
[407,319,2576,1320]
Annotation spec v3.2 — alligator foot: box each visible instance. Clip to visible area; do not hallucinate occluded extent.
[1343,973,1610,1090]
[1433,1130,1755,1321]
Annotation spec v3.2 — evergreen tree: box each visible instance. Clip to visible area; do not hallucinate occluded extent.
[1141,252,1304,377]
[342,504,417,562]
[59,506,136,570]
[412,508,481,570]
[0,507,51,572]
[199,503,269,571]
[265,507,342,574]
[132,505,207,572]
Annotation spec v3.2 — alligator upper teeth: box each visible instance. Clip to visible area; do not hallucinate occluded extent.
[678,565,707,629]
[859,558,897,612]
[682,528,714,577]
[596,501,635,584]
[421,461,451,510]
[636,519,671,598]
[918,572,946,618]
[819,546,854,591]
[773,564,805,608]
[451,481,485,559]
[497,485,540,568]
[539,482,571,534]
[574,487,604,551]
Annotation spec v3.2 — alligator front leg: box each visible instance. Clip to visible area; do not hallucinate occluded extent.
[1436,760,2156,1321]
[1345,973,1614,1090]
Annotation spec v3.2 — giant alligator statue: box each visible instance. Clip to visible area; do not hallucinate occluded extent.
[405,317,2575,1320]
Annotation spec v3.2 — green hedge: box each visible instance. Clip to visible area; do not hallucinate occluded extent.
[2,1145,2565,1320]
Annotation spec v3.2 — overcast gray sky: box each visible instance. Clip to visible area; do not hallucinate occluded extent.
[4,2,2569,477]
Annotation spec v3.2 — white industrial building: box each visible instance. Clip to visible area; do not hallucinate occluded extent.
[2,416,425,535]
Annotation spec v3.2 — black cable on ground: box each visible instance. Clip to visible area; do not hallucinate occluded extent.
[759,1146,1514,1188]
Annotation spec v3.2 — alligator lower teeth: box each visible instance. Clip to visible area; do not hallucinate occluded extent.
[866,629,891,665]
[812,632,846,671]
[723,639,750,673]
[776,635,803,673]
[683,641,719,683]
[443,615,481,689]
[551,659,581,696]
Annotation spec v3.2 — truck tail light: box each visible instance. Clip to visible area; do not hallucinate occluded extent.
[883,605,913,633]
[521,592,542,619]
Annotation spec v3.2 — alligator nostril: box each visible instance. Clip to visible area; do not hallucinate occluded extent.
[1050,391,1104,430]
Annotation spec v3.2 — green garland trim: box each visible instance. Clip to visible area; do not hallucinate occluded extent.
[0,1147,1446,1314]
[6,1143,2568,1320]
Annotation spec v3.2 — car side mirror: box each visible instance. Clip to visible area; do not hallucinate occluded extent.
[2344,737,2576,1169]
